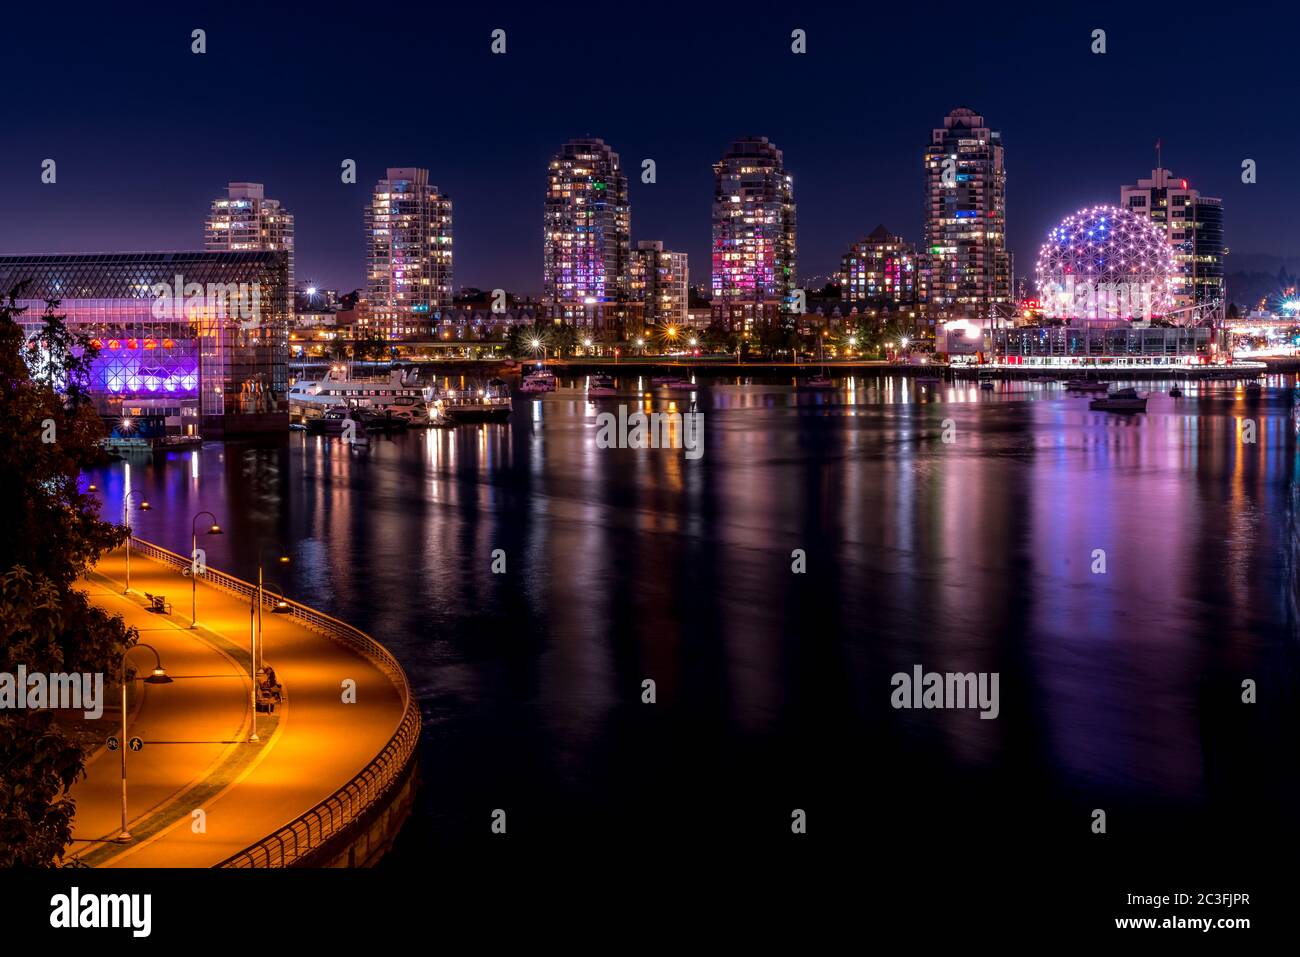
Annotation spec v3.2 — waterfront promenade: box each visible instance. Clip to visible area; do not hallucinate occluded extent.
[68,544,413,867]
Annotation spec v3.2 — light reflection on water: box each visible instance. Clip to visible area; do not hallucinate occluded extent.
[91,374,1300,848]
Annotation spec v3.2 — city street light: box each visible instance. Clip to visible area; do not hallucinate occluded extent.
[264,581,293,615]
[189,511,222,628]
[121,491,151,594]
[116,643,172,842]
[249,543,291,743]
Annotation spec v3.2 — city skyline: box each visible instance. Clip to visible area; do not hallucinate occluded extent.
[4,4,1295,299]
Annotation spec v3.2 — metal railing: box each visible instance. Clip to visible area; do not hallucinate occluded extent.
[127,537,421,868]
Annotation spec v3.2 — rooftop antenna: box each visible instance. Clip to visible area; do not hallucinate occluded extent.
[1155,138,1162,173]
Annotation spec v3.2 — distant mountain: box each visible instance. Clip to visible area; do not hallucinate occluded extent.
[1224,265,1299,312]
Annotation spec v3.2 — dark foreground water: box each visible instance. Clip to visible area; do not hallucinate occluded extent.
[89,373,1300,859]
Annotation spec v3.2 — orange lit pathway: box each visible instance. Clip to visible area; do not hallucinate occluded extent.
[70,548,405,867]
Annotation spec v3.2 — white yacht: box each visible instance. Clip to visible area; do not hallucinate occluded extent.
[519,369,557,392]
[288,366,433,422]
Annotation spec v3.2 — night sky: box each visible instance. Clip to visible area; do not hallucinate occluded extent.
[3,1,1295,297]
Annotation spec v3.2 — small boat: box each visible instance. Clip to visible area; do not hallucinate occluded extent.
[1245,380,1262,394]
[661,377,695,390]
[1065,378,1111,393]
[799,374,835,390]
[1090,387,1147,412]
[651,375,680,386]
[355,408,410,433]
[979,380,995,391]
[800,339,836,390]
[304,407,356,435]
[519,369,557,392]
[1169,386,1183,398]
[587,373,618,397]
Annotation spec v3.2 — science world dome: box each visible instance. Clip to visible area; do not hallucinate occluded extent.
[1035,205,1175,320]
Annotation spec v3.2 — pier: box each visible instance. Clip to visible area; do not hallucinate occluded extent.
[69,541,419,868]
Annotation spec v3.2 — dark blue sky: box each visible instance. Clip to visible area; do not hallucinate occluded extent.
[3,0,1294,296]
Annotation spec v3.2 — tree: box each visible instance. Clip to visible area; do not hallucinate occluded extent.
[326,339,351,363]
[353,330,389,363]
[0,284,136,866]
[549,323,577,358]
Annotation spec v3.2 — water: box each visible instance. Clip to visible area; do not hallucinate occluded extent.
[89,374,1300,858]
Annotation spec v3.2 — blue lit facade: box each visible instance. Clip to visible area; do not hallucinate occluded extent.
[0,251,290,436]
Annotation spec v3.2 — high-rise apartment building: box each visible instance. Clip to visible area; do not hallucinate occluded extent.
[710,136,796,332]
[921,108,1011,322]
[840,225,917,308]
[364,167,453,338]
[1120,167,1225,317]
[631,241,689,328]
[205,183,294,296]
[542,138,631,333]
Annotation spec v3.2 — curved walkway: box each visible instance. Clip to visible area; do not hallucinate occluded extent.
[69,547,406,867]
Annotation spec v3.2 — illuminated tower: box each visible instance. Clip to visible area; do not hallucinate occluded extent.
[631,241,689,328]
[921,108,1010,324]
[542,138,631,333]
[1121,167,1224,318]
[364,167,454,338]
[205,183,295,297]
[710,136,796,333]
[840,225,917,309]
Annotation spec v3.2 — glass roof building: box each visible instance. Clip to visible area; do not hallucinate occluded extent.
[0,251,290,437]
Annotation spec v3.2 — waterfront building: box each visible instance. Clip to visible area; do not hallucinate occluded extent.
[205,183,295,297]
[364,167,454,339]
[1120,167,1225,318]
[840,225,917,309]
[947,204,1228,368]
[0,251,291,437]
[921,108,1011,324]
[710,136,797,333]
[542,138,631,334]
[631,241,689,329]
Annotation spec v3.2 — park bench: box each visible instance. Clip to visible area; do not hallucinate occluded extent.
[255,666,283,713]
[144,592,172,614]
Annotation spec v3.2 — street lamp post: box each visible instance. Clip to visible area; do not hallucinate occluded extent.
[189,511,222,629]
[250,543,290,743]
[117,643,172,842]
[121,491,151,594]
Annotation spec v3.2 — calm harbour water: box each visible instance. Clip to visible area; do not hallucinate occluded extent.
[89,373,1300,856]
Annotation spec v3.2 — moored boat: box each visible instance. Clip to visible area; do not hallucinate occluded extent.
[304,407,358,435]
[520,369,557,392]
[1090,386,1147,412]
[433,379,513,424]
[799,374,835,390]
[289,365,431,421]
[1064,378,1111,393]
[587,373,618,397]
